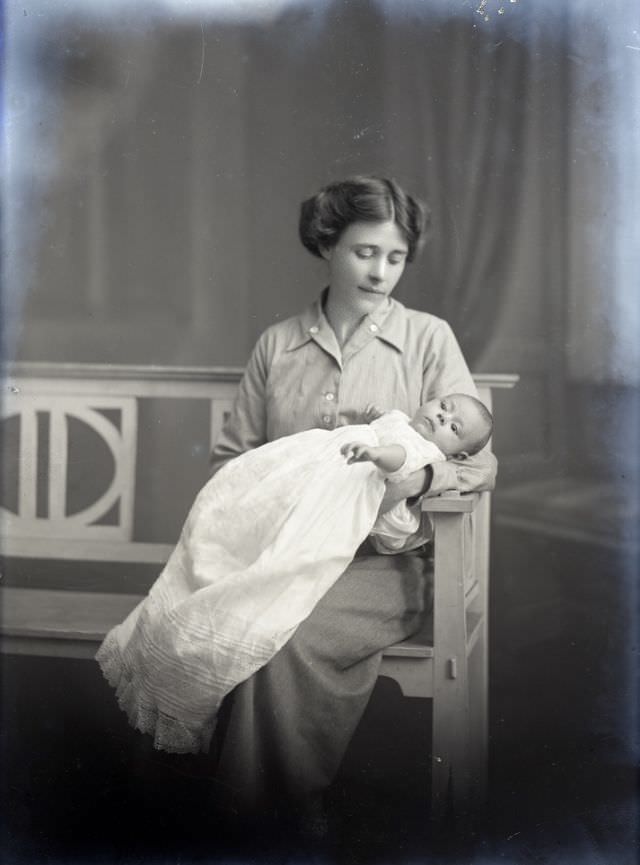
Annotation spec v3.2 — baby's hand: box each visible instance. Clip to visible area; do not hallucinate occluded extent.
[362,403,384,423]
[341,441,374,464]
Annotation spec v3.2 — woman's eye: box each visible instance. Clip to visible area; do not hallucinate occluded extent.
[389,255,404,265]
[355,248,374,259]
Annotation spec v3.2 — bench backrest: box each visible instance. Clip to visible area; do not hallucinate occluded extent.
[1,363,515,571]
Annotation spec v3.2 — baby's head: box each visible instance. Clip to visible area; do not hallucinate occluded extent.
[410,394,493,459]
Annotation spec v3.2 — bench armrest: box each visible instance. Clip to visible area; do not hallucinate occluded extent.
[421,491,483,513]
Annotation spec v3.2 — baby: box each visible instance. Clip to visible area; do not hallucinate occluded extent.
[343,393,491,469]
[343,394,493,551]
[97,393,492,755]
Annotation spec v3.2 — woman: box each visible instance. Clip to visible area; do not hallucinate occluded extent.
[209,175,496,825]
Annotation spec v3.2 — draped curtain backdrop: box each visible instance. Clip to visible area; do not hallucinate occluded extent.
[419,22,527,367]
[379,3,567,370]
[6,0,635,505]
[7,0,569,377]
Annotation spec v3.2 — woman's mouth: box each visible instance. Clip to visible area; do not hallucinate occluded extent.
[358,286,385,295]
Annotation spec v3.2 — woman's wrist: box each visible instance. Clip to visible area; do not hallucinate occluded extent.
[407,465,433,506]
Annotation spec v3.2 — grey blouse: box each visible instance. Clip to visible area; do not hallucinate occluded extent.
[211,295,497,497]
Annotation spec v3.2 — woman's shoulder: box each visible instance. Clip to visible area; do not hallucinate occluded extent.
[392,299,450,331]
[252,307,313,352]
[387,300,458,347]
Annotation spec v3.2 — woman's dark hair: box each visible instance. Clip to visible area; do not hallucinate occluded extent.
[298,175,430,262]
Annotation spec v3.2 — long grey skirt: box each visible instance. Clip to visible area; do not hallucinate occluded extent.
[212,544,431,813]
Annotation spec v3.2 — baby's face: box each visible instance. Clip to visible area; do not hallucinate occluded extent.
[410,395,487,457]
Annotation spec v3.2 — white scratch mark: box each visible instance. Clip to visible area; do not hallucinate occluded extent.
[507,831,521,841]
[626,45,640,51]
[197,21,206,84]
[353,125,371,141]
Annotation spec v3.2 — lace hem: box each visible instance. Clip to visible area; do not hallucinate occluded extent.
[96,631,216,755]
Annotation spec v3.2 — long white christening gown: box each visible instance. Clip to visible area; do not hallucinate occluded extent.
[96,411,444,753]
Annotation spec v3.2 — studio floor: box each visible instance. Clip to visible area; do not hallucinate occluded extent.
[1,525,637,865]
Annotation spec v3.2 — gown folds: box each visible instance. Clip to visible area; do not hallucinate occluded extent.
[96,411,443,754]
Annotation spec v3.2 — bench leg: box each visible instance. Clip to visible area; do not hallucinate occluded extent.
[469,497,490,807]
[430,511,473,822]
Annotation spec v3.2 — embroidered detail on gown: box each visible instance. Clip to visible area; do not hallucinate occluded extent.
[96,412,443,754]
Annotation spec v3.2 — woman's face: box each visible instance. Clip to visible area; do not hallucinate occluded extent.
[322,220,409,311]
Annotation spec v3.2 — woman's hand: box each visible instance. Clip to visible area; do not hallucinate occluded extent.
[377,466,432,515]
[361,403,385,423]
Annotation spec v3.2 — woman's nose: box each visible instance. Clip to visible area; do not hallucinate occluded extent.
[368,258,386,282]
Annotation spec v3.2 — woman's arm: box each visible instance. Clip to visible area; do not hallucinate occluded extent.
[378,466,432,514]
[209,333,270,477]
[378,447,497,513]
[370,499,427,554]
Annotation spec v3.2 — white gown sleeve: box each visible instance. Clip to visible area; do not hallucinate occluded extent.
[370,410,446,481]
[369,500,427,554]
[368,411,444,553]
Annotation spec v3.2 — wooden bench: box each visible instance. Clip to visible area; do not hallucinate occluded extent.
[0,362,516,819]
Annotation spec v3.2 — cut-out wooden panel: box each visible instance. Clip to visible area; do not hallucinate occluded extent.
[2,394,137,543]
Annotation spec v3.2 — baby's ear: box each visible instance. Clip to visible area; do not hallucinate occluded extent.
[450,450,469,461]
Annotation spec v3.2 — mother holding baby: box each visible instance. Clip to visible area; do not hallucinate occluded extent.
[209,175,496,826]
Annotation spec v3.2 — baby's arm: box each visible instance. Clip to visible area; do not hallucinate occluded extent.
[340,441,407,474]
